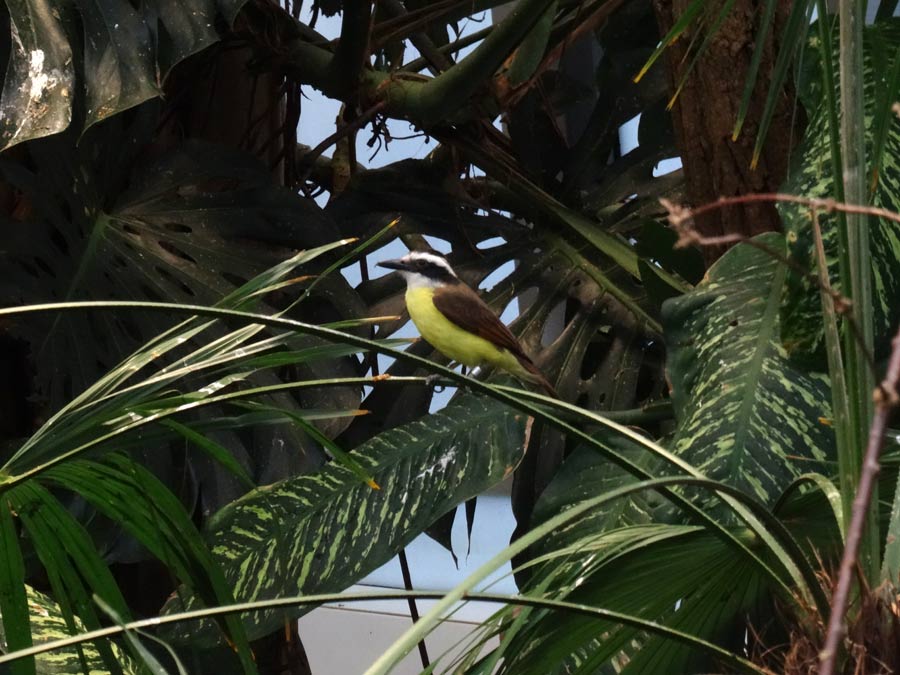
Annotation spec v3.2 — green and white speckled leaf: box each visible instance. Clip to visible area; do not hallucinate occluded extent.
[664,233,834,507]
[781,18,900,362]
[0,585,138,675]
[162,391,528,642]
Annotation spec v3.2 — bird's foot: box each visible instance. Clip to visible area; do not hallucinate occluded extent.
[425,373,445,392]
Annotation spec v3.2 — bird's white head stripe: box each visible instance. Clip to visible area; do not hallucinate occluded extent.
[402,251,457,278]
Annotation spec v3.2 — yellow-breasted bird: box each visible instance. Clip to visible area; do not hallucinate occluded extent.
[378,250,557,397]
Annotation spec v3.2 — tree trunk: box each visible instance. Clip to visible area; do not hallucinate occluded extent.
[652,0,802,263]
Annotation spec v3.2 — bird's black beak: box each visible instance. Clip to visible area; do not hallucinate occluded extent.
[378,259,409,272]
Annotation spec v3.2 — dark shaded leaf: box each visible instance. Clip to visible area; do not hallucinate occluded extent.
[0,0,75,150]
[72,0,160,131]
[147,0,220,80]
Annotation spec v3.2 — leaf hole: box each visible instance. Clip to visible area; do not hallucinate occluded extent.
[163,223,192,234]
[580,337,610,379]
[541,300,567,347]
[49,226,69,255]
[18,260,40,279]
[33,256,55,279]
[154,266,195,298]
[158,240,197,265]
[139,283,164,303]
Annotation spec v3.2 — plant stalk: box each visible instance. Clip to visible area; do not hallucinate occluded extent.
[838,0,878,581]
[820,326,900,675]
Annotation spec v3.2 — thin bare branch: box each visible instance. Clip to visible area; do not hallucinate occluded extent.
[820,324,900,675]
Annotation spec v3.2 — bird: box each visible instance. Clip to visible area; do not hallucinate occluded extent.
[378,250,557,397]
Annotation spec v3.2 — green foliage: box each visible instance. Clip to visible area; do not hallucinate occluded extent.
[163,391,527,642]
[781,18,900,362]
[1,0,898,673]
[0,585,139,675]
[664,234,834,508]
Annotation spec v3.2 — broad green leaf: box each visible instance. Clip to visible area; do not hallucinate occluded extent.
[443,523,766,675]
[781,18,900,362]
[0,585,139,675]
[529,442,655,549]
[0,495,33,675]
[0,0,75,150]
[663,233,833,508]
[162,391,528,641]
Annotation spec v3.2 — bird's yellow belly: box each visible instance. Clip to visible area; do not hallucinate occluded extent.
[405,286,518,371]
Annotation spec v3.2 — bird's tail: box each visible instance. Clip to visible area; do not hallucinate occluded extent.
[515,355,558,398]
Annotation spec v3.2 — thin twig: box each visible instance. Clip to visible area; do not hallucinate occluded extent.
[398,549,430,668]
[659,193,878,376]
[663,192,900,233]
[296,101,386,186]
[819,325,900,675]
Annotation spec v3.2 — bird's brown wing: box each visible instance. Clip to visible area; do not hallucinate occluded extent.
[434,283,557,397]
[432,283,531,361]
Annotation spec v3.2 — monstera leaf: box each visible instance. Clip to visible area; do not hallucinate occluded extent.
[0,120,366,524]
[780,18,900,362]
[0,0,250,150]
[663,233,834,508]
[0,134,340,412]
[163,391,529,642]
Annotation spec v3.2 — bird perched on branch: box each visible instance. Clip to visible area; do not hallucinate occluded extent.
[378,250,557,397]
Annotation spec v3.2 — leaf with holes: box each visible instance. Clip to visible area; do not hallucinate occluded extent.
[0,138,340,412]
[0,131,362,522]
[161,391,528,642]
[663,233,833,509]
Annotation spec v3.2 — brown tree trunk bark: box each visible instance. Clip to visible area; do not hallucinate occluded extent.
[652,0,802,263]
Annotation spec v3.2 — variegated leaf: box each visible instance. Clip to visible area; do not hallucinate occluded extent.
[663,233,833,507]
[780,18,900,362]
[162,391,528,642]
[0,585,138,675]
